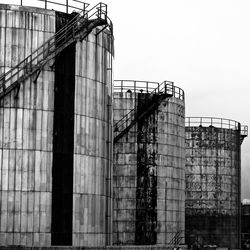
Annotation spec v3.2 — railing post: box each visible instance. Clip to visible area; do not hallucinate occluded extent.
[2,79,6,92]
[66,0,68,13]
[83,3,88,16]
[73,25,75,38]
[96,3,101,20]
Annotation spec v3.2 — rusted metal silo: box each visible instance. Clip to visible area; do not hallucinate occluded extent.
[113,80,185,245]
[72,15,113,248]
[0,1,113,247]
[185,117,248,249]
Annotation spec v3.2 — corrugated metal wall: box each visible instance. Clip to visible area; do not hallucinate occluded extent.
[185,120,241,248]
[156,94,185,244]
[113,82,185,245]
[113,91,137,245]
[0,4,55,246]
[73,29,113,246]
[0,3,114,247]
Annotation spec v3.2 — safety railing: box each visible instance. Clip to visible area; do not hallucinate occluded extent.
[185,117,241,130]
[114,80,185,100]
[10,0,89,14]
[114,80,159,93]
[186,117,248,144]
[114,80,174,142]
[241,125,248,137]
[0,2,112,100]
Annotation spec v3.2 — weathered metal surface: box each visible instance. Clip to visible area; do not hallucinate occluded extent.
[0,3,114,247]
[185,119,242,249]
[0,4,55,247]
[135,93,157,244]
[73,29,113,246]
[113,81,185,245]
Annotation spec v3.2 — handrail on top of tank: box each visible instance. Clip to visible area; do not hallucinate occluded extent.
[114,80,175,134]
[114,80,185,100]
[0,2,112,93]
[185,117,242,131]
[114,80,159,93]
[241,125,248,137]
[19,0,89,13]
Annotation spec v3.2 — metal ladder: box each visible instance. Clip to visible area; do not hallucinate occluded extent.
[169,230,184,245]
[114,81,174,143]
[240,125,248,144]
[0,2,112,100]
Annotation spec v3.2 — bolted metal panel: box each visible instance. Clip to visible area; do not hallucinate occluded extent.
[113,81,185,245]
[73,29,113,246]
[0,4,55,247]
[185,117,244,249]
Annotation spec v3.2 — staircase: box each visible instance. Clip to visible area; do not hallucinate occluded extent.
[168,230,184,245]
[0,3,112,100]
[114,81,174,143]
[240,125,248,144]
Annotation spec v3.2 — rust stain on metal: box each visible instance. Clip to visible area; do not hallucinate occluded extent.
[135,93,157,245]
[185,123,241,249]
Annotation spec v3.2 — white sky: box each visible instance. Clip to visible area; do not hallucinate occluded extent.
[102,0,250,200]
[1,0,250,198]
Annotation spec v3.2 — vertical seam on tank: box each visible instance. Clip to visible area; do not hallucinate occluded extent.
[0,8,7,243]
[20,33,24,244]
[4,9,6,74]
[229,129,232,247]
[31,11,35,245]
[6,9,11,243]
[0,107,2,240]
[33,71,38,246]
[74,40,79,244]
[238,128,241,248]
[94,32,98,242]
[76,40,81,245]
[108,33,113,245]
[7,92,11,242]
[27,91,31,244]
[12,75,17,244]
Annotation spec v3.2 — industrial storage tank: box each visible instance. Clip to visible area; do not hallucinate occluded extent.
[0,1,113,247]
[113,80,185,245]
[185,117,248,249]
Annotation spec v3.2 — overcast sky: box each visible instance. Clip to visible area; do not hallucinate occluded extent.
[1,0,250,199]
[104,0,250,199]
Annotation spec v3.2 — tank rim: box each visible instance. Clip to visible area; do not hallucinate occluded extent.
[114,79,185,100]
[186,116,242,131]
